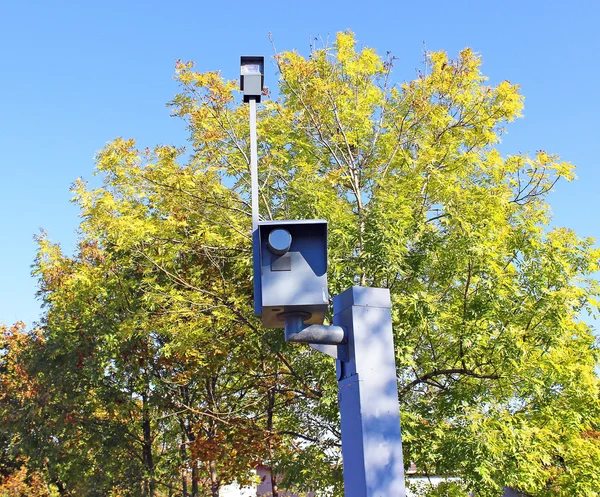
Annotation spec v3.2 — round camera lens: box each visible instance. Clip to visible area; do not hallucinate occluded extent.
[268,229,292,255]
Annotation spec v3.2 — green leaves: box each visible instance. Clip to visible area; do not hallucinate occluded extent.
[3,30,597,496]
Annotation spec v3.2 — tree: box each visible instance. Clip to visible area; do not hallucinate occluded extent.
[170,31,600,496]
[28,137,319,495]
[0,323,55,497]
[18,31,600,496]
[31,219,261,496]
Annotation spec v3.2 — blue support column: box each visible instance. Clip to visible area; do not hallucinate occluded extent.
[333,287,406,497]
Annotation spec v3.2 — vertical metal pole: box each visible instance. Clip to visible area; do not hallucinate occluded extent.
[249,97,259,231]
[249,97,262,315]
[333,287,406,497]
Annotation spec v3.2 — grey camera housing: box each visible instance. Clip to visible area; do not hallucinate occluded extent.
[255,220,329,328]
[240,56,264,103]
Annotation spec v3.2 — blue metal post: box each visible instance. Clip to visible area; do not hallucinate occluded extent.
[333,287,406,497]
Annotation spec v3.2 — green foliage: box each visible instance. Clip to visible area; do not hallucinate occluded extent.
[1,31,598,496]
[407,479,470,497]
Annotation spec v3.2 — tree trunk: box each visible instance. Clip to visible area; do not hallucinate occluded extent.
[55,480,68,496]
[142,391,155,497]
[267,388,279,497]
[270,468,279,497]
[179,413,198,497]
[181,435,189,497]
[209,460,219,497]
[191,461,199,497]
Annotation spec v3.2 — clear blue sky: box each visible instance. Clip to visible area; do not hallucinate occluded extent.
[1,0,598,327]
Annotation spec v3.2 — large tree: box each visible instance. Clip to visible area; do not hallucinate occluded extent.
[11,31,600,496]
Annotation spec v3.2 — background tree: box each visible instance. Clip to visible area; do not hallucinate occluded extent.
[168,32,600,496]
[4,31,598,497]
[0,323,55,497]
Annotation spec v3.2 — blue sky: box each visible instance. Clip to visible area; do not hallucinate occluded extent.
[1,0,598,327]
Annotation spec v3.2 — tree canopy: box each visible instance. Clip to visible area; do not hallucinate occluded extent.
[1,31,599,497]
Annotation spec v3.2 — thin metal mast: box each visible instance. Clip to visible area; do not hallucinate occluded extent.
[249,97,259,230]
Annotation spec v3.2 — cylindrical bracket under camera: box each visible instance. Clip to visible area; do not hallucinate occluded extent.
[282,313,346,345]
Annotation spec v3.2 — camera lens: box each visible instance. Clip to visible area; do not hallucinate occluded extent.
[268,229,292,255]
